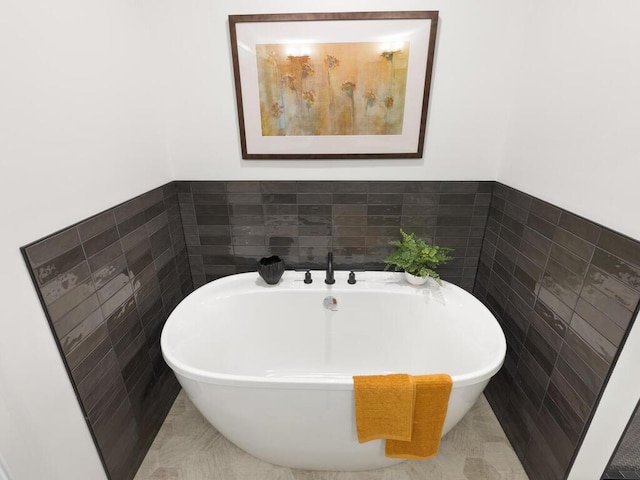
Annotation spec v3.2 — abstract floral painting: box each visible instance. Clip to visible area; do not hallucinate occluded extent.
[229,11,438,159]
[255,42,409,137]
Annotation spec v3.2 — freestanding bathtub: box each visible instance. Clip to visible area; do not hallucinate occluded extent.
[161,270,506,471]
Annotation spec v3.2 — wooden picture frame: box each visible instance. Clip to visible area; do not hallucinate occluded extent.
[229,11,439,159]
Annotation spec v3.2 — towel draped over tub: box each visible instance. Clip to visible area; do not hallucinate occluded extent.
[353,373,453,459]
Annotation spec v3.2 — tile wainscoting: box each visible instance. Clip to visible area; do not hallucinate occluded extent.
[474,183,640,480]
[21,180,640,480]
[22,184,192,480]
[175,181,493,289]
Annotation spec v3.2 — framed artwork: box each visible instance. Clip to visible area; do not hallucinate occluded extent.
[229,11,439,159]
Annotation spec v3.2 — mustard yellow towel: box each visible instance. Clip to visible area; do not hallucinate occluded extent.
[353,374,416,443]
[385,374,453,459]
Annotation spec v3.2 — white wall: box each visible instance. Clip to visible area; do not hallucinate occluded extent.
[498,0,640,242]
[159,0,528,181]
[494,1,640,477]
[0,0,171,478]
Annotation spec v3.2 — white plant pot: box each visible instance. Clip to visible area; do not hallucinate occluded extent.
[404,271,429,286]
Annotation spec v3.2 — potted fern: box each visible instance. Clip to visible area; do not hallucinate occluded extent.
[383,229,454,285]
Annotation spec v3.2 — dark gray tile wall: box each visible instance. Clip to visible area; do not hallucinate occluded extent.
[176,181,493,290]
[23,184,193,480]
[474,183,640,480]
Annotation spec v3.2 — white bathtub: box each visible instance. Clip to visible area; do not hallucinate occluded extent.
[161,270,506,471]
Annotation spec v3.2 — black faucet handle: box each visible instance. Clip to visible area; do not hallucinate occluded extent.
[304,270,313,284]
[348,271,356,284]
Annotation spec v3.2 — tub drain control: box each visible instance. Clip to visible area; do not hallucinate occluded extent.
[323,296,338,310]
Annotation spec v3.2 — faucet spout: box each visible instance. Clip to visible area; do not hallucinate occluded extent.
[325,252,335,285]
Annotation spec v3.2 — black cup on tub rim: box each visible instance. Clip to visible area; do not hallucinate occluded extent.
[257,255,285,285]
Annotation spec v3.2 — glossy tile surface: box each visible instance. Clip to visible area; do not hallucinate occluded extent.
[23,184,192,480]
[135,391,528,480]
[474,183,640,480]
[177,181,493,292]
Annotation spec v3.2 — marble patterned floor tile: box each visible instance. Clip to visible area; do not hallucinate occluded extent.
[134,392,528,480]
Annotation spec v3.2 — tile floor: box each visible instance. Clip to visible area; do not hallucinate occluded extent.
[603,402,640,479]
[134,391,528,480]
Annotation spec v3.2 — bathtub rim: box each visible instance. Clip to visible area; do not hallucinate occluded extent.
[161,271,507,391]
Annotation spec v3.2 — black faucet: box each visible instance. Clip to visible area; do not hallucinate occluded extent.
[325,252,335,285]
